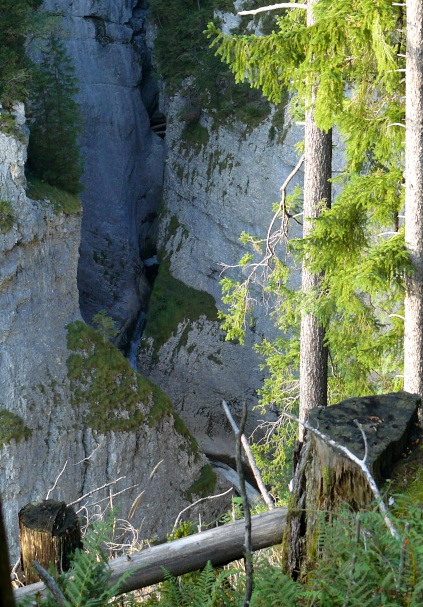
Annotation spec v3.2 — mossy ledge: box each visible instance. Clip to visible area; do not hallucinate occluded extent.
[66,319,197,455]
[144,258,219,352]
[26,176,82,215]
[185,464,217,500]
[0,409,32,449]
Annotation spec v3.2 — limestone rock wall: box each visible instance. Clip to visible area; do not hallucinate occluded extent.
[138,89,305,458]
[0,112,227,560]
[41,0,165,337]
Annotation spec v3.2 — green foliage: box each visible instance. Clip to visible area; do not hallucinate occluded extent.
[66,320,172,434]
[0,0,42,106]
[27,35,83,194]
[0,409,32,448]
[26,175,82,215]
[148,0,285,128]
[144,561,241,607]
[144,258,218,352]
[207,0,408,503]
[0,199,15,233]
[185,464,217,500]
[92,310,118,341]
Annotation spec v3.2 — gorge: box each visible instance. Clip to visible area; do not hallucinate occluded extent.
[0,0,316,558]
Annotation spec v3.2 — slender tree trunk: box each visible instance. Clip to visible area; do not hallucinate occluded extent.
[0,496,16,607]
[404,0,423,397]
[299,0,332,441]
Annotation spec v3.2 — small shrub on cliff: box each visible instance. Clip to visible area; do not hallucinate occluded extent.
[0,200,15,233]
[0,409,32,448]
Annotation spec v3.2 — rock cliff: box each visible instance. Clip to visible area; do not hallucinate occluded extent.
[41,0,165,339]
[138,87,303,458]
[0,109,227,560]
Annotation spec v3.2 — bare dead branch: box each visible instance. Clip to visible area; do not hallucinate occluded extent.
[32,561,66,607]
[67,476,127,508]
[238,3,307,15]
[222,400,274,510]
[45,461,68,500]
[173,487,234,530]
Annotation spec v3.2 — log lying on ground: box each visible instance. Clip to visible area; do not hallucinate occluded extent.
[285,391,420,578]
[14,508,286,602]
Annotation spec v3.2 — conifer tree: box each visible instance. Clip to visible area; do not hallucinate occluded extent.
[207,0,407,478]
[299,0,331,441]
[0,0,42,106]
[27,35,83,194]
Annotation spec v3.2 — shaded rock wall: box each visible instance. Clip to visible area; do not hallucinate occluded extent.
[138,90,305,458]
[41,0,165,337]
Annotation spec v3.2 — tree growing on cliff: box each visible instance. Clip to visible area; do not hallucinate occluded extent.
[27,35,83,194]
[0,0,42,107]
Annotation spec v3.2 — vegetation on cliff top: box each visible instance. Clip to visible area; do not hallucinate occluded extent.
[66,318,196,453]
[148,0,287,131]
[26,176,82,215]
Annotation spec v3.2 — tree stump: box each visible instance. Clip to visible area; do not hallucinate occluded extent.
[284,391,420,579]
[19,500,81,584]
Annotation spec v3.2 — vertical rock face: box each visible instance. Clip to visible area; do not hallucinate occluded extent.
[139,91,304,458]
[0,111,227,560]
[42,0,165,336]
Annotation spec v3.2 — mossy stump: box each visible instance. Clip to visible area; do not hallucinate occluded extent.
[19,500,81,584]
[284,391,420,579]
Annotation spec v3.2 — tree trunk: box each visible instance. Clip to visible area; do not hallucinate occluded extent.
[0,496,16,607]
[299,0,332,441]
[19,500,81,585]
[404,0,423,397]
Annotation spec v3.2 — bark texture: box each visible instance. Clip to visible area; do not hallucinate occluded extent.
[299,0,332,440]
[19,501,81,584]
[0,497,15,607]
[404,0,423,397]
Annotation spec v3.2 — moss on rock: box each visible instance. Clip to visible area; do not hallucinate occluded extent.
[144,258,218,352]
[67,320,176,434]
[185,464,217,500]
[0,409,32,448]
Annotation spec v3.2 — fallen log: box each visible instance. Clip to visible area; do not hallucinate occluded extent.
[14,508,286,602]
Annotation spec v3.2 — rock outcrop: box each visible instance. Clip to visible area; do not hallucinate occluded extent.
[0,110,228,560]
[138,88,304,458]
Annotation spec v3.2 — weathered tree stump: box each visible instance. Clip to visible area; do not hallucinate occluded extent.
[284,391,420,578]
[19,500,81,584]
